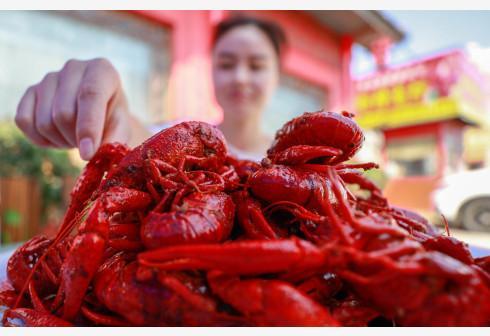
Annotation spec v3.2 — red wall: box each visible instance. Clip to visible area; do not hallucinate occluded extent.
[135,10,353,124]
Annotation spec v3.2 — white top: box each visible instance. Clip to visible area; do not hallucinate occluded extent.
[226,143,264,162]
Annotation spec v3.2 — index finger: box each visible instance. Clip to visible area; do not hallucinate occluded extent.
[76,58,120,160]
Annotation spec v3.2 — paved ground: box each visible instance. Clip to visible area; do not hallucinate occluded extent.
[449,228,490,249]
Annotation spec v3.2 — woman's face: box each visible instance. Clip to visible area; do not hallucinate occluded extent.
[212,25,280,121]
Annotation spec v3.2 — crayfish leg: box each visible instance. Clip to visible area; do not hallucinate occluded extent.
[336,168,386,205]
[233,191,278,239]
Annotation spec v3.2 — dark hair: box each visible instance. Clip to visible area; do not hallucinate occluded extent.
[213,15,287,57]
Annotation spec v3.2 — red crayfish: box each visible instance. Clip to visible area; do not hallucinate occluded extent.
[1,110,490,327]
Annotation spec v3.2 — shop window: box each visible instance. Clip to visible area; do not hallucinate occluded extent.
[0,11,170,125]
[262,74,326,136]
[444,127,464,174]
[386,135,437,177]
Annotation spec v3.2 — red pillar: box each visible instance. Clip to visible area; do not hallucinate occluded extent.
[137,10,222,123]
[340,35,354,111]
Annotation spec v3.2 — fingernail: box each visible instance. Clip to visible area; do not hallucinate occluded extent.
[79,137,94,160]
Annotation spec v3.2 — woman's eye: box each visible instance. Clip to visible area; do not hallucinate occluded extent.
[250,62,266,71]
[218,61,235,70]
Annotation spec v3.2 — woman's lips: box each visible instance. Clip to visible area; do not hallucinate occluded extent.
[230,90,251,102]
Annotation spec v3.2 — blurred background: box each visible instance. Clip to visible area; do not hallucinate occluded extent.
[0,10,489,250]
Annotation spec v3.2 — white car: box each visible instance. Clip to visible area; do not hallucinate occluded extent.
[432,168,490,231]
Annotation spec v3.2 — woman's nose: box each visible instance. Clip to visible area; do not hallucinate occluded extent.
[232,64,249,84]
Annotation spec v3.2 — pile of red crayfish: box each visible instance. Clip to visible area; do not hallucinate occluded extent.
[1,110,490,327]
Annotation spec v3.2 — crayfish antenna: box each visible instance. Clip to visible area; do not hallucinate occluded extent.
[441,214,451,237]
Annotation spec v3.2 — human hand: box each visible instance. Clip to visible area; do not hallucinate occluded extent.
[15,58,132,160]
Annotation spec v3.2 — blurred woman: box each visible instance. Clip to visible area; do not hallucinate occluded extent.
[14,15,286,161]
[211,16,285,160]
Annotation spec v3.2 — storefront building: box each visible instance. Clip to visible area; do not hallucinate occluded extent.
[0,10,403,134]
[355,50,490,217]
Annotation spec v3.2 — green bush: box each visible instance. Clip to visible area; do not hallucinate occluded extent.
[0,123,81,225]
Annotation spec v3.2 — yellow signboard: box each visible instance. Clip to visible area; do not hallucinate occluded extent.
[354,51,489,130]
[356,97,485,129]
[356,80,428,112]
[356,97,458,129]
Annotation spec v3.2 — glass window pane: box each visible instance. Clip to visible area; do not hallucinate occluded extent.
[386,135,438,177]
[0,11,170,125]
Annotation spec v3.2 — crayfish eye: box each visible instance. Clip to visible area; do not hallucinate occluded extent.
[127,164,138,173]
[261,158,272,168]
[204,148,216,156]
[308,157,326,164]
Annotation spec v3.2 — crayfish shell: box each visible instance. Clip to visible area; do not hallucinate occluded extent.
[267,110,364,165]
